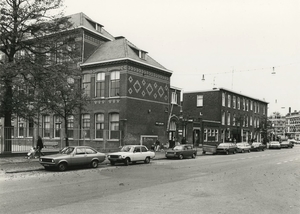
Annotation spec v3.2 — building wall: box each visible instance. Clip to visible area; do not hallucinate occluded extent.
[183,88,268,145]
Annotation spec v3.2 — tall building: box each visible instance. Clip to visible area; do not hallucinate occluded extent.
[182,88,268,146]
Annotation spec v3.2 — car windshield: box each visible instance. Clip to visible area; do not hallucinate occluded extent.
[60,147,75,154]
[173,145,184,150]
[120,146,133,152]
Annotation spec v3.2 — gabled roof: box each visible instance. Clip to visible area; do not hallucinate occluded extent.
[67,12,114,41]
[81,37,172,74]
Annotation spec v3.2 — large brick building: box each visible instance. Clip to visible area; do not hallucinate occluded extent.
[0,12,181,153]
[182,88,268,146]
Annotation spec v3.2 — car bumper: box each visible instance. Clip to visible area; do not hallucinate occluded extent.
[269,145,281,149]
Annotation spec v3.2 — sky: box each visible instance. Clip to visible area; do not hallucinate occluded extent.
[63,0,300,116]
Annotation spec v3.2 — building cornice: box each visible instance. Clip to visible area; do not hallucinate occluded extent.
[80,58,173,75]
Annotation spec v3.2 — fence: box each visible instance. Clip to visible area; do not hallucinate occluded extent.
[0,127,122,154]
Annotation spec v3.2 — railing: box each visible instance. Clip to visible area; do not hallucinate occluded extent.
[0,127,121,154]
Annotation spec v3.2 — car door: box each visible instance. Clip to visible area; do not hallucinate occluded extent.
[131,146,142,161]
[71,147,87,166]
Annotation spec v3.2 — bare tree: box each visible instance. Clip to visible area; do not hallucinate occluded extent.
[0,0,84,151]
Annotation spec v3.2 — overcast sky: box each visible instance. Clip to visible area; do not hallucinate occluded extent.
[63,0,300,116]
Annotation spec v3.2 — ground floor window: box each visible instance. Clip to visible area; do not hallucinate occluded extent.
[204,128,219,142]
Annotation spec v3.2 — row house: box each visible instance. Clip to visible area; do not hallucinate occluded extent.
[182,88,268,146]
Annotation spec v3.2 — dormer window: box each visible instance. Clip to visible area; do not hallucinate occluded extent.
[96,24,102,32]
[139,50,146,60]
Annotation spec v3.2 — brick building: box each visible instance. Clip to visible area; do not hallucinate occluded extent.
[0,12,181,153]
[182,88,268,146]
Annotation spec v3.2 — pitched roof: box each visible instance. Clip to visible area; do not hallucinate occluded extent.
[82,37,171,73]
[67,12,114,41]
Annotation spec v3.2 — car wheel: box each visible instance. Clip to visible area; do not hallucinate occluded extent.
[58,162,67,171]
[241,149,244,153]
[225,150,229,155]
[248,149,250,153]
[233,150,236,154]
[192,153,196,159]
[179,154,183,159]
[144,157,150,164]
[124,158,130,166]
[110,161,115,166]
[202,151,206,154]
[91,160,99,168]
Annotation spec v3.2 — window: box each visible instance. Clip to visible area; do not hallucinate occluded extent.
[222,112,225,125]
[233,114,236,126]
[233,96,236,109]
[237,97,240,110]
[83,74,91,96]
[139,51,146,59]
[110,71,120,97]
[250,101,253,111]
[228,95,231,108]
[67,115,74,139]
[227,112,231,125]
[109,113,119,139]
[29,118,34,137]
[171,92,178,104]
[18,117,24,138]
[222,92,225,106]
[204,128,218,142]
[197,95,203,107]
[243,98,245,111]
[96,73,105,97]
[246,100,249,111]
[54,115,61,138]
[76,147,86,155]
[95,113,104,139]
[43,115,50,138]
[82,114,90,138]
[86,148,97,154]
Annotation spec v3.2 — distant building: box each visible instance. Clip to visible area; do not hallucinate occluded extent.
[182,88,268,146]
[286,110,300,140]
[268,113,286,140]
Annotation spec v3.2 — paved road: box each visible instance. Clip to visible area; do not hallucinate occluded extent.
[1,146,300,214]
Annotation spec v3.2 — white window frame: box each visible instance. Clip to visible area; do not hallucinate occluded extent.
[197,95,203,107]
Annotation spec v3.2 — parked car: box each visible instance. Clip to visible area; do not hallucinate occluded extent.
[269,141,281,149]
[250,142,265,151]
[216,143,237,155]
[236,142,251,153]
[289,139,300,144]
[280,141,294,148]
[165,144,197,159]
[39,146,106,171]
[107,145,155,166]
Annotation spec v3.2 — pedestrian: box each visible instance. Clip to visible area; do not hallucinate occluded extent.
[36,136,44,158]
[155,139,160,151]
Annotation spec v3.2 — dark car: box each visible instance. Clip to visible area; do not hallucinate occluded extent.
[280,141,294,148]
[216,143,237,155]
[250,142,265,151]
[165,144,197,159]
[39,146,106,171]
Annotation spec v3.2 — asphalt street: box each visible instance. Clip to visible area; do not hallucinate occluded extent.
[1,146,300,214]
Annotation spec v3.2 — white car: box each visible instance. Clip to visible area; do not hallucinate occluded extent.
[269,141,281,149]
[236,142,251,153]
[107,145,155,166]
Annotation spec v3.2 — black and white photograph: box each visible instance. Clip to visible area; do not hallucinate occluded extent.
[1,0,300,213]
